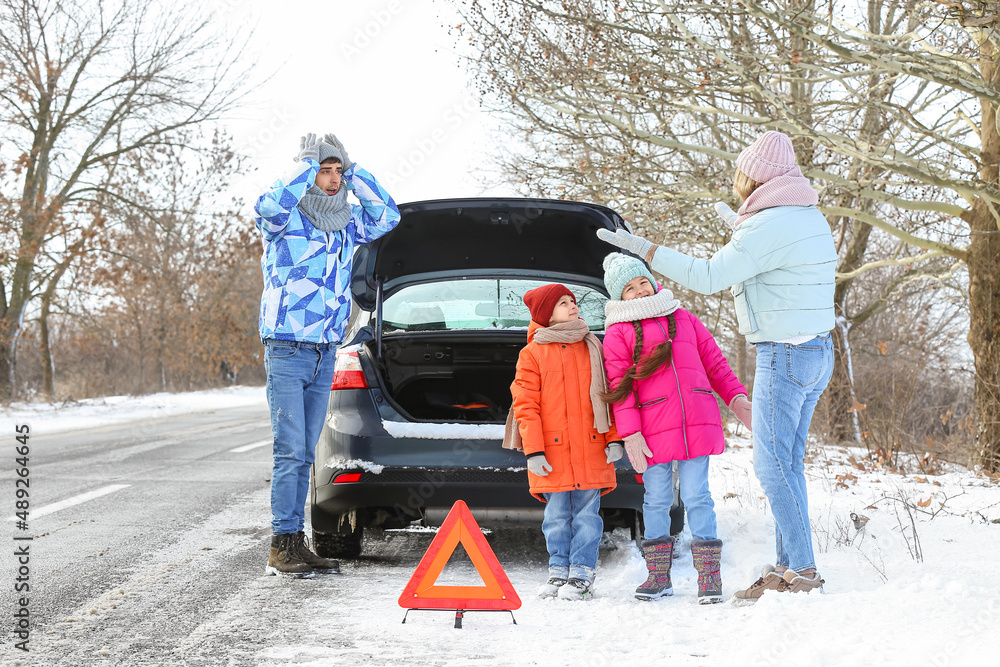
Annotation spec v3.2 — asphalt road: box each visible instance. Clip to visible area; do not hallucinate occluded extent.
[0,405,554,666]
[0,405,280,664]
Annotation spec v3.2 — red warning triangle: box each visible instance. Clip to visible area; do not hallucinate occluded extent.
[398,500,521,611]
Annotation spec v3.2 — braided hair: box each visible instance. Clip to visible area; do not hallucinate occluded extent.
[602,313,677,407]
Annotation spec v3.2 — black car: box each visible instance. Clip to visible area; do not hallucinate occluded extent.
[309,198,682,558]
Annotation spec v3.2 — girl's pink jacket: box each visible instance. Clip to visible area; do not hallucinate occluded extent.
[603,309,747,464]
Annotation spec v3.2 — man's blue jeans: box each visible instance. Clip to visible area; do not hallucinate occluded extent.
[264,339,337,535]
[541,489,602,582]
[752,335,834,571]
[642,457,717,541]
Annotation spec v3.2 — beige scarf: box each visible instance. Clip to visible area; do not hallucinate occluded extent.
[503,318,611,451]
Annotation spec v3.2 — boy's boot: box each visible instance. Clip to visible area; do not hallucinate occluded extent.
[691,539,724,604]
[292,531,341,574]
[266,534,314,578]
[635,536,674,600]
[732,564,787,603]
[538,567,568,599]
[558,565,596,600]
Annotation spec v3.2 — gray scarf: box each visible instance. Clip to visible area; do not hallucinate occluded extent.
[297,184,351,232]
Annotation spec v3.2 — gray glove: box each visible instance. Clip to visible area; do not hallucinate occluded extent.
[295,133,322,163]
[597,228,654,259]
[715,201,738,229]
[323,133,354,171]
[623,433,653,473]
[526,454,553,476]
[605,441,624,464]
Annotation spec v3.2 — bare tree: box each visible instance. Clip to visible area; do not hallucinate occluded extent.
[457,0,1000,471]
[0,0,251,401]
[16,136,263,400]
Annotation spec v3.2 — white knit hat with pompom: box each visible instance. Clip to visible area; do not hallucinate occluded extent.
[603,252,656,301]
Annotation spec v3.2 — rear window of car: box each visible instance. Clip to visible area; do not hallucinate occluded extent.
[382,279,607,332]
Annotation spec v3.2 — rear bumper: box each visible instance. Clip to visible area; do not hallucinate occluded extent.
[315,385,645,531]
[313,464,645,530]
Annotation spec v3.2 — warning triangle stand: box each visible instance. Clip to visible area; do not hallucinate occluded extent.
[398,500,521,628]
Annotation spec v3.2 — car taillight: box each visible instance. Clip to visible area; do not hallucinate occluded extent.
[333,472,363,484]
[634,474,644,484]
[331,349,368,390]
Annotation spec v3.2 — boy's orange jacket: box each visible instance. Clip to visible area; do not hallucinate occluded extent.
[510,321,620,501]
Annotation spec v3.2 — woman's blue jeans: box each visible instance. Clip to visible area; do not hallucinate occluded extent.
[643,457,717,541]
[264,339,337,535]
[541,489,602,582]
[752,335,834,571]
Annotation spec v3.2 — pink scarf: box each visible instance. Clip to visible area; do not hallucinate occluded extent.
[735,166,818,225]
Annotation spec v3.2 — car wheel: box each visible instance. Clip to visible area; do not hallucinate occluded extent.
[313,524,364,559]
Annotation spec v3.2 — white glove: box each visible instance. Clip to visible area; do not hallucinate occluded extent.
[729,393,753,432]
[294,133,322,163]
[714,202,738,229]
[596,228,654,259]
[605,442,624,463]
[623,433,653,473]
[527,454,553,476]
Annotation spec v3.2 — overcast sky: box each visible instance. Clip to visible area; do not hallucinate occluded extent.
[216,0,511,212]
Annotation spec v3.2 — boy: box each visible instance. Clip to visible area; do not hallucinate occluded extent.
[507,284,623,599]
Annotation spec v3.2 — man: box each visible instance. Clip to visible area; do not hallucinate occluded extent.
[254,133,400,576]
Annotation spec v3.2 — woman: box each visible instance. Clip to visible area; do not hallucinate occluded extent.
[598,131,837,599]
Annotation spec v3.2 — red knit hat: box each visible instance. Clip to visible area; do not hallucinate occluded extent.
[523,284,574,325]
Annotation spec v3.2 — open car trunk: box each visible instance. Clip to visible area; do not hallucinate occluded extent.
[371,333,526,423]
[352,198,627,424]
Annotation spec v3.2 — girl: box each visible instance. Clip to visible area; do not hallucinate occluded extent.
[598,130,837,598]
[601,253,751,603]
[507,283,624,600]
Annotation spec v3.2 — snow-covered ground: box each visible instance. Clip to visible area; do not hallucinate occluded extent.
[292,436,1000,667]
[0,385,267,433]
[4,389,1000,665]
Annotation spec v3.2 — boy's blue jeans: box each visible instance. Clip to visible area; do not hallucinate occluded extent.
[752,335,834,571]
[264,339,337,535]
[541,489,602,582]
[642,457,717,541]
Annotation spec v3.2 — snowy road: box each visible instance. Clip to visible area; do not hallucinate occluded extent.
[2,394,1000,666]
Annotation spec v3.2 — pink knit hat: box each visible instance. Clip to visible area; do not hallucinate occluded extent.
[735,131,798,183]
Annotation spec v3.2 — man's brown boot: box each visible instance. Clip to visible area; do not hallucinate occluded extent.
[292,531,341,574]
[266,534,315,578]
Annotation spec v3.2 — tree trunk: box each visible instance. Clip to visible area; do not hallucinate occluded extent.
[826,215,875,442]
[826,325,854,442]
[156,293,168,392]
[136,314,146,393]
[0,245,38,402]
[38,264,70,403]
[0,338,13,404]
[39,293,55,403]
[970,24,1000,473]
[967,232,1000,472]
[735,334,748,387]
[0,279,13,403]
[968,160,1000,473]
